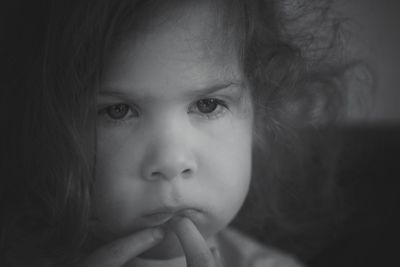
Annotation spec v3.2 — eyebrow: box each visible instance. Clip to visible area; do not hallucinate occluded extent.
[98,80,244,100]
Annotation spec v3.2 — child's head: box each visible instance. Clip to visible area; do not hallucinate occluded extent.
[91,1,253,259]
[6,0,347,263]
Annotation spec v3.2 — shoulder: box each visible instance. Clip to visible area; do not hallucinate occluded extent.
[214,227,304,267]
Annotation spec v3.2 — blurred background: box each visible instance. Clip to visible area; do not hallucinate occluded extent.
[306,1,400,266]
[336,0,400,123]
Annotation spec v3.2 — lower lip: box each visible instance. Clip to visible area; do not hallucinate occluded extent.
[141,209,200,226]
[141,212,174,226]
[179,208,199,218]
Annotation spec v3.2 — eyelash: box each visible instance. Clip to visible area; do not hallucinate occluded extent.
[97,98,230,126]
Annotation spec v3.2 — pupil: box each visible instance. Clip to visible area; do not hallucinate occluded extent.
[197,99,217,113]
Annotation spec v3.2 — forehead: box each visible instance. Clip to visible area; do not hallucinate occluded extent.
[102,1,241,93]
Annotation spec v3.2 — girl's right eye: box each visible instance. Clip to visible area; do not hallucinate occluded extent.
[98,103,139,122]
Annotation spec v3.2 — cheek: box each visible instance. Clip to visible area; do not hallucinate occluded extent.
[91,136,145,231]
[94,128,145,182]
[200,116,253,216]
[222,139,252,195]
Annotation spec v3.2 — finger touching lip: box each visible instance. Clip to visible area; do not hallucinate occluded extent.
[170,217,216,267]
[141,212,174,226]
[140,208,202,227]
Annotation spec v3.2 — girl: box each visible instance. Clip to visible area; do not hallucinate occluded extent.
[1,0,349,266]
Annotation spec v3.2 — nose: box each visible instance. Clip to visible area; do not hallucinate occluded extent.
[140,127,197,181]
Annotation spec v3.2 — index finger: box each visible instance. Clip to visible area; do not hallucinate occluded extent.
[77,228,164,267]
[172,217,217,267]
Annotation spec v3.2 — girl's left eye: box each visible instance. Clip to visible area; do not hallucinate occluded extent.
[189,98,229,119]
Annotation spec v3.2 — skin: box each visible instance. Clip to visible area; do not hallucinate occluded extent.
[78,218,221,267]
[84,1,254,266]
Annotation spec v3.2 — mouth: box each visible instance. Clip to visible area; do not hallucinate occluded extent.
[141,207,200,227]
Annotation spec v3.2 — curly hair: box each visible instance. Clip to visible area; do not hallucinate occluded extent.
[2,0,353,265]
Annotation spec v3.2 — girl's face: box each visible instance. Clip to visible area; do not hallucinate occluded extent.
[92,2,253,259]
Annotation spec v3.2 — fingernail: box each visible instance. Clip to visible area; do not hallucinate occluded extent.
[152,228,165,241]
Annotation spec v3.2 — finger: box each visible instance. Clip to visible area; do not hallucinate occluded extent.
[77,228,164,267]
[172,217,216,267]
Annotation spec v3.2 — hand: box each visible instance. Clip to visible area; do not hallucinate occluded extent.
[172,217,222,267]
[75,227,164,267]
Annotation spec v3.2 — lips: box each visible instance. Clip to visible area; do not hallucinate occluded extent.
[141,207,200,227]
[141,212,174,226]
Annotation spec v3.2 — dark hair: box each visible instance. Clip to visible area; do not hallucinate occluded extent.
[2,0,353,265]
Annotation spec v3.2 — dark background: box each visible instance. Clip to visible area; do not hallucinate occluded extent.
[307,126,400,266]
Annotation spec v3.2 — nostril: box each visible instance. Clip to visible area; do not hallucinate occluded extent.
[151,171,162,177]
[181,169,192,178]
[182,169,191,174]
[146,168,194,180]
